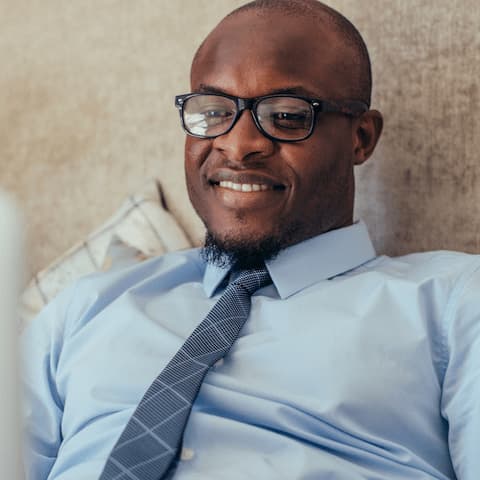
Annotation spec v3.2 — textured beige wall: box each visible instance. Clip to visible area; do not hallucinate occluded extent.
[1,0,479,275]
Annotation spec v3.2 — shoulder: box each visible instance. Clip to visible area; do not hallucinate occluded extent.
[73,246,203,311]
[73,247,204,298]
[25,248,205,339]
[352,250,480,314]
[365,251,480,326]
[364,250,480,284]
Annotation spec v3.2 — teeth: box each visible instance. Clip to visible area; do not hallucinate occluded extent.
[218,181,272,192]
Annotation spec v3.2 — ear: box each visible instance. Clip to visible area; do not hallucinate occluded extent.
[352,109,383,165]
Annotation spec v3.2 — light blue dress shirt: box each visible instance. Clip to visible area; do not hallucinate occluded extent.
[22,221,480,480]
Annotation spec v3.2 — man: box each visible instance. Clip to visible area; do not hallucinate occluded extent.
[22,1,480,479]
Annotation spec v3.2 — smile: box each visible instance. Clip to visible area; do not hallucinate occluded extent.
[218,181,272,192]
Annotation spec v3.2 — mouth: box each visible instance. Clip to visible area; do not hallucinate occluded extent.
[207,171,287,193]
[211,180,286,193]
[205,170,288,211]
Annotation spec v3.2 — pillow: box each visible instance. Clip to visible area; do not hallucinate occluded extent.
[20,179,192,330]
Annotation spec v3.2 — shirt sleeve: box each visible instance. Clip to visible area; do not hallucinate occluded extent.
[441,264,480,480]
[21,284,76,480]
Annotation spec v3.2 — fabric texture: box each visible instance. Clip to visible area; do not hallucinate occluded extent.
[19,179,192,330]
[21,221,480,479]
[100,268,271,480]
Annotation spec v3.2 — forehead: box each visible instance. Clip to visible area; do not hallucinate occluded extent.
[191,12,348,99]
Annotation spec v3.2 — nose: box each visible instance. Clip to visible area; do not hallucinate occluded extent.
[212,110,275,163]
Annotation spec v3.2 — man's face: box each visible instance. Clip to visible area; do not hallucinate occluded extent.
[185,13,361,255]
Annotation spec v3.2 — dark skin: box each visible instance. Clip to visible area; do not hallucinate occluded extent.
[185,11,383,253]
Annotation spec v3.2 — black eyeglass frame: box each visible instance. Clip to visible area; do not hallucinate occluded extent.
[174,92,369,143]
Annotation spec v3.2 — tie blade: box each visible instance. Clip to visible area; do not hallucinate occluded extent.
[100,459,123,480]
[104,449,175,480]
[100,267,272,480]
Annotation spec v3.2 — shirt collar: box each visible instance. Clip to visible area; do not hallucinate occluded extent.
[203,220,376,299]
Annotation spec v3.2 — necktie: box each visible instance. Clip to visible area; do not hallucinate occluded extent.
[99,267,272,480]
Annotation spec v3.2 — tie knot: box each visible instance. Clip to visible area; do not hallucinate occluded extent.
[231,267,272,295]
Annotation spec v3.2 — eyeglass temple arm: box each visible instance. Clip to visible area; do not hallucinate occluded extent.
[320,100,369,116]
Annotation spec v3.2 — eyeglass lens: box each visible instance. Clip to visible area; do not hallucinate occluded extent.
[182,95,314,141]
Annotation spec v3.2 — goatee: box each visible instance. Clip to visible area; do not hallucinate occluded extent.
[200,231,285,270]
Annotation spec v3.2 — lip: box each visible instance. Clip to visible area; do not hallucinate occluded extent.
[207,170,287,191]
[206,169,288,210]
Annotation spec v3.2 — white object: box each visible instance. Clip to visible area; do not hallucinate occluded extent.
[20,178,192,330]
[0,191,24,479]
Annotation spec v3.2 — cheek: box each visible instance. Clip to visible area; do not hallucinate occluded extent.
[285,143,333,189]
[185,137,209,169]
[286,141,353,206]
[184,137,219,224]
[184,138,211,193]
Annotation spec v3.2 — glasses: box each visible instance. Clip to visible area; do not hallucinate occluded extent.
[175,93,369,142]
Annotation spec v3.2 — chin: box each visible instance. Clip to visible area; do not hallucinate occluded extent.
[200,222,302,270]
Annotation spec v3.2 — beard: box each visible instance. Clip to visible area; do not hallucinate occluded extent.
[200,222,301,270]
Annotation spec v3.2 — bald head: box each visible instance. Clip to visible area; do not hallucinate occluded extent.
[193,0,372,105]
[184,0,383,266]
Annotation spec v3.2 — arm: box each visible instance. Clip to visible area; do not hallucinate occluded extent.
[441,264,480,480]
[21,285,75,480]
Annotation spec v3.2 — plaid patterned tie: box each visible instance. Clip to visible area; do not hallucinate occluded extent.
[99,267,271,480]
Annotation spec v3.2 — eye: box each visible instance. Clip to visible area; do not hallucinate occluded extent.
[201,108,234,126]
[257,97,313,134]
[270,111,311,130]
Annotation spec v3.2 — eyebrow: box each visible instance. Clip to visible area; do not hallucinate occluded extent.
[196,83,319,98]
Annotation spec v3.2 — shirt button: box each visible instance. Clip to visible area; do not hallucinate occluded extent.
[213,358,224,368]
[181,447,195,461]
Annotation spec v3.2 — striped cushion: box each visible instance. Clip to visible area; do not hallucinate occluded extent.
[20,179,192,330]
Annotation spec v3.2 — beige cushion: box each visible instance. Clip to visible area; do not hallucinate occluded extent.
[20,179,192,330]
